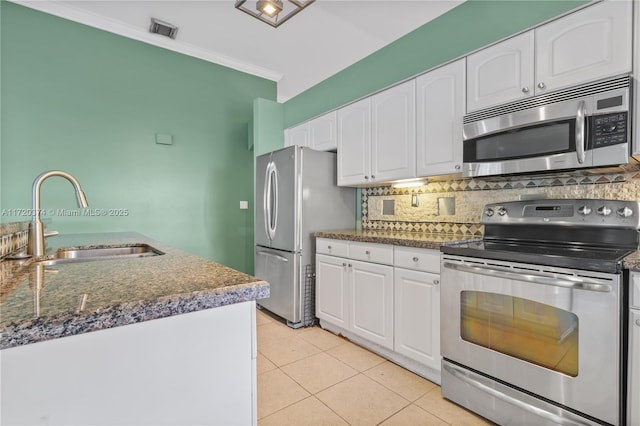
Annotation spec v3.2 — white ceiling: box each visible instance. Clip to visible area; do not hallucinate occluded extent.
[12,0,463,102]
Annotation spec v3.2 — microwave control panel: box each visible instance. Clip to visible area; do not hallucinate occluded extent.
[590,111,628,148]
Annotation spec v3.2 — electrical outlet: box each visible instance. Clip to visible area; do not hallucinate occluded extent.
[240,201,249,210]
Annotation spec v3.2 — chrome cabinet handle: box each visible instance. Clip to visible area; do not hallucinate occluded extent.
[364,176,370,180]
[537,82,546,89]
[442,261,612,293]
[576,100,587,164]
[455,165,461,170]
[412,256,419,262]
[371,175,376,179]
[636,318,640,327]
[327,245,332,249]
[522,87,529,93]
[342,262,347,267]
[433,279,440,285]
[365,250,371,255]
[348,263,352,268]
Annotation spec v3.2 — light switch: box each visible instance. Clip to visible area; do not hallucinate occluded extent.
[155,133,173,145]
[240,201,249,210]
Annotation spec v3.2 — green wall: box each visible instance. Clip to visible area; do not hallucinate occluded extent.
[283,0,589,127]
[0,2,276,274]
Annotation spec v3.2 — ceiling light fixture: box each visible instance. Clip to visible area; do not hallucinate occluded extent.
[235,0,315,28]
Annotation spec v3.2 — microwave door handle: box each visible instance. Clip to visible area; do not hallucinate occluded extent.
[575,101,587,164]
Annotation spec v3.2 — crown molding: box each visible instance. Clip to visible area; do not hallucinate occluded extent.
[9,0,284,83]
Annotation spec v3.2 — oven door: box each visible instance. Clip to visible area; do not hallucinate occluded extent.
[441,255,621,425]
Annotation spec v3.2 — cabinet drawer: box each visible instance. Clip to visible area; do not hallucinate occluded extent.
[394,246,440,273]
[316,238,349,257]
[349,242,393,265]
[631,272,640,309]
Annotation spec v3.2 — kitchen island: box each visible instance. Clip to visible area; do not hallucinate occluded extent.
[0,232,269,425]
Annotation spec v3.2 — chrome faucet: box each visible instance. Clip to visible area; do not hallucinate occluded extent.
[28,171,89,257]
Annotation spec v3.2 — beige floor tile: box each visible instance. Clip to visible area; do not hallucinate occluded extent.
[259,335,323,367]
[316,374,410,426]
[281,352,358,394]
[259,396,349,426]
[257,352,278,375]
[257,321,298,344]
[415,388,493,425]
[297,326,349,351]
[326,341,386,372]
[257,369,310,419]
[364,361,437,402]
[379,403,448,426]
[256,308,274,325]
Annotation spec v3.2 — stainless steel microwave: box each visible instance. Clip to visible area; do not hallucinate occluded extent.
[462,75,632,178]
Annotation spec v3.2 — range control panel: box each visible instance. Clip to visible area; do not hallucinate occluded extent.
[483,199,640,229]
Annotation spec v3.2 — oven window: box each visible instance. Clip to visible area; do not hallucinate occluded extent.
[460,291,578,377]
[464,120,574,162]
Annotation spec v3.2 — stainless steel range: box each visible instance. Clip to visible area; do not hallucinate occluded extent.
[440,199,640,426]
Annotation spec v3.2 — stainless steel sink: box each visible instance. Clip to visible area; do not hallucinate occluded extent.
[36,244,164,265]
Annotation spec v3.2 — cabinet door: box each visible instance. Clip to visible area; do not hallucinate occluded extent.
[466,31,534,112]
[349,260,394,350]
[316,254,349,328]
[286,124,309,147]
[309,111,337,152]
[371,80,416,183]
[535,1,632,95]
[394,268,440,370]
[416,59,465,177]
[635,0,640,157]
[337,98,371,186]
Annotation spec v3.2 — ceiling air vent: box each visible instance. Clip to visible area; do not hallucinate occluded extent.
[149,18,178,39]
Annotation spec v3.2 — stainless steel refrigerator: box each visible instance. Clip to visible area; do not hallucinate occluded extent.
[255,145,356,328]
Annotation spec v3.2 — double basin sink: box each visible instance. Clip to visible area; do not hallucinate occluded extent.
[37,244,164,266]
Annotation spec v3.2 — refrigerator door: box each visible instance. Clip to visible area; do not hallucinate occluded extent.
[255,147,297,251]
[267,146,298,252]
[255,246,301,325]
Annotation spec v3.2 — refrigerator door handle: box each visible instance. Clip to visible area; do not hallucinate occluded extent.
[256,250,289,262]
[265,161,278,241]
[263,161,277,242]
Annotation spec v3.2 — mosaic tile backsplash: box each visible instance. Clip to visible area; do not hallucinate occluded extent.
[0,222,30,260]
[362,165,640,236]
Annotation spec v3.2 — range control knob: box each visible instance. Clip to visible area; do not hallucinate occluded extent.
[577,205,592,216]
[617,206,634,218]
[497,207,508,216]
[485,208,494,217]
[597,206,612,216]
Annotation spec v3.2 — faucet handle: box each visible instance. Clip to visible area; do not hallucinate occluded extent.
[44,230,59,238]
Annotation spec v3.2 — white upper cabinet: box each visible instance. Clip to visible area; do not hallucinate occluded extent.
[634,0,640,157]
[535,0,632,95]
[416,59,465,176]
[337,97,372,186]
[371,80,417,182]
[285,125,309,148]
[467,1,632,113]
[285,111,337,151]
[466,32,535,112]
[338,80,415,186]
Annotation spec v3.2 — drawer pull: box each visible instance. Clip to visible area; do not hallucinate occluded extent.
[433,279,440,285]
[327,245,332,250]
[365,250,371,255]
[412,257,419,262]
[342,262,347,267]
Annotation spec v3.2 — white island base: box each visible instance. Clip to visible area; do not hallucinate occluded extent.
[1,300,257,425]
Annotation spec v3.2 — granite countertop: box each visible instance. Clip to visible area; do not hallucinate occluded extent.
[623,250,640,271]
[0,232,269,350]
[314,229,480,250]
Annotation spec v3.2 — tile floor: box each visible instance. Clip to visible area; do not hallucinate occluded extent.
[256,308,494,425]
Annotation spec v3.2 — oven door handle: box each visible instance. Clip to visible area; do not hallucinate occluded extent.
[443,362,593,426]
[442,262,612,293]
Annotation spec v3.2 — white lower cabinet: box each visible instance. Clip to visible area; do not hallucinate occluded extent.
[350,259,394,349]
[394,267,440,371]
[316,238,441,382]
[629,272,640,426]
